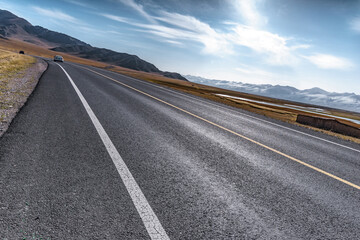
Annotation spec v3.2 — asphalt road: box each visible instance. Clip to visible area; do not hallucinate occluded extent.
[1,60,360,239]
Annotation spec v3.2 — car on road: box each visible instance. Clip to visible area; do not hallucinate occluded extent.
[19,50,24,54]
[54,55,64,62]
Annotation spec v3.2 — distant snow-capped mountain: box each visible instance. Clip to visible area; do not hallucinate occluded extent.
[185,75,360,113]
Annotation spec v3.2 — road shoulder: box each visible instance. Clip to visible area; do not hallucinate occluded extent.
[0,58,47,137]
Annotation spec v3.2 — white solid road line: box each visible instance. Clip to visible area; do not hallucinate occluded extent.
[56,63,170,240]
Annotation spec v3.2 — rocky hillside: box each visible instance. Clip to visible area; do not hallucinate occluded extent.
[51,45,160,72]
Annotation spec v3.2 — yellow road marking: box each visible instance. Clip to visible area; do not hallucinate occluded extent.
[81,66,360,190]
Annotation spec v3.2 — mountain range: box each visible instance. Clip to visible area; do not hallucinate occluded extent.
[0,9,187,81]
[2,9,359,113]
[186,75,360,113]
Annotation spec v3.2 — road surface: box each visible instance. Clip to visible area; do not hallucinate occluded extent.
[1,60,360,239]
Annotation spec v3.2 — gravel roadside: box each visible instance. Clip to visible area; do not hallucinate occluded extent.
[0,58,47,137]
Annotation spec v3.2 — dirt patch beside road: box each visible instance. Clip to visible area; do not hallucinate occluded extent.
[0,53,47,137]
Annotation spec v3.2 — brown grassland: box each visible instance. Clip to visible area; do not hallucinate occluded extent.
[0,47,38,132]
[0,48,36,80]
[0,48,36,105]
[1,37,359,143]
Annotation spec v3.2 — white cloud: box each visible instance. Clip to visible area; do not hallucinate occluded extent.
[235,66,273,77]
[290,44,311,50]
[32,6,79,23]
[104,11,232,55]
[304,54,354,70]
[76,26,122,37]
[350,17,360,33]
[153,12,232,54]
[63,0,91,8]
[101,13,129,24]
[232,0,267,27]
[229,25,298,65]
[118,0,155,23]
[103,11,305,63]
[101,5,307,65]
[164,39,183,45]
[155,12,214,34]
[232,63,291,85]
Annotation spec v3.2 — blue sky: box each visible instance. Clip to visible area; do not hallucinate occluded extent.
[2,0,360,93]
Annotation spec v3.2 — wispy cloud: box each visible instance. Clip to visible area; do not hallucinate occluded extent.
[232,64,287,85]
[155,12,209,32]
[304,54,354,70]
[63,0,91,8]
[235,66,273,77]
[103,11,232,54]
[290,44,311,50]
[232,0,267,27]
[164,39,183,45]
[101,13,129,24]
[102,1,354,70]
[153,11,231,54]
[33,6,79,24]
[118,0,155,23]
[350,17,360,33]
[229,25,298,65]
[102,10,305,63]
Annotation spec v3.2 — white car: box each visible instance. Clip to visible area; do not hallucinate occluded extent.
[53,55,64,62]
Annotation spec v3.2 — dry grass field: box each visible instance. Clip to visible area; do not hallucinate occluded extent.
[0,48,36,80]
[0,47,47,136]
[0,48,36,107]
[1,37,359,143]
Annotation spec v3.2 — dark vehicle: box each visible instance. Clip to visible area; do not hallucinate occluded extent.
[54,55,64,62]
[19,50,24,54]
